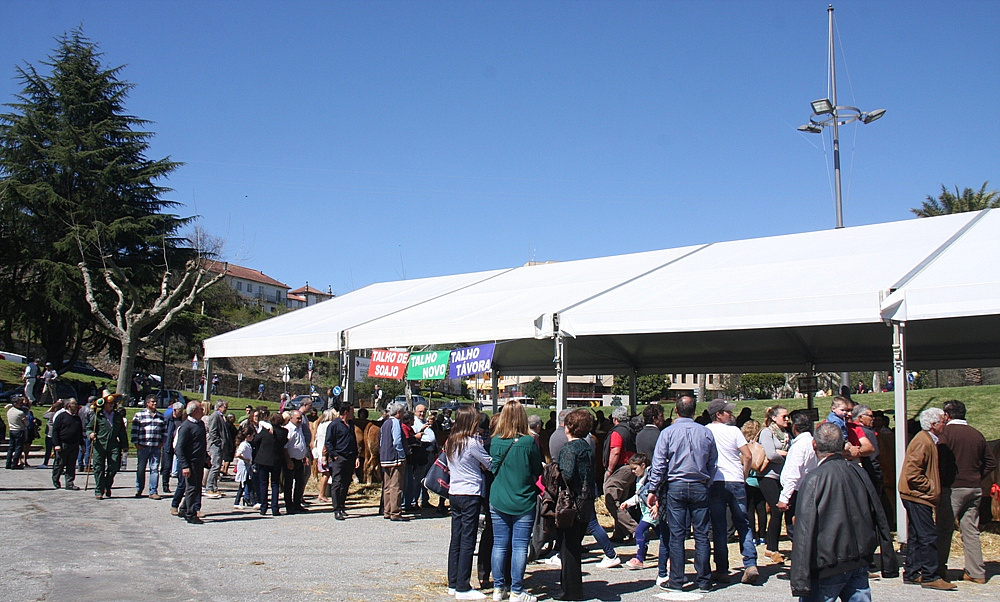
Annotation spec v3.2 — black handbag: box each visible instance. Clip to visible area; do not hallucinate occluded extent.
[553,472,578,529]
[422,451,450,498]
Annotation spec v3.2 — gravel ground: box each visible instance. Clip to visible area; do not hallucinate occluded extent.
[1,464,997,601]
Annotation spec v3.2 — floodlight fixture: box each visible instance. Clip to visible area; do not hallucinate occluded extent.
[861,108,886,124]
[811,99,834,115]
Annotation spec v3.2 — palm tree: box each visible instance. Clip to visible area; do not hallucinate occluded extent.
[911,182,999,217]
[913,181,997,387]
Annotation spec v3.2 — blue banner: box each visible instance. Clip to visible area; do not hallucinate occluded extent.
[449,343,495,379]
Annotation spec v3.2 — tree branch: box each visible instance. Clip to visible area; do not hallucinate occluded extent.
[78,261,125,339]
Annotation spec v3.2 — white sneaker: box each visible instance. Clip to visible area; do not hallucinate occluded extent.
[456,591,486,600]
[492,588,508,601]
[447,588,456,595]
[509,592,536,602]
[252,503,261,510]
[543,554,562,567]
[597,555,621,569]
[655,575,668,587]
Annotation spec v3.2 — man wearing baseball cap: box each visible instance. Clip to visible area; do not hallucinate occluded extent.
[705,398,758,585]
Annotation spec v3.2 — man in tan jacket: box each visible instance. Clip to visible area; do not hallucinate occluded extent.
[898,408,955,591]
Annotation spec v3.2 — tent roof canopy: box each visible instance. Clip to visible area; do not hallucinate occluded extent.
[204,210,1000,374]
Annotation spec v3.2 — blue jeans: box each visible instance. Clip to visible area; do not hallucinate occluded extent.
[587,514,617,558]
[449,495,482,592]
[135,445,161,495]
[635,519,660,562]
[708,480,757,572]
[658,519,672,578]
[490,505,534,594]
[800,566,871,602]
[5,430,26,468]
[77,438,92,470]
[666,481,711,590]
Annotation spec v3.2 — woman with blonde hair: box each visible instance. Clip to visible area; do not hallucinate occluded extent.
[489,401,543,602]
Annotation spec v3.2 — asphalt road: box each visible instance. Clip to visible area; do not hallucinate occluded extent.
[1,464,997,601]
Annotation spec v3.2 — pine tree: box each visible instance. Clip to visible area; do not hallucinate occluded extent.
[0,29,223,394]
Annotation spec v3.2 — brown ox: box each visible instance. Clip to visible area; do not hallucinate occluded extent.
[360,420,383,484]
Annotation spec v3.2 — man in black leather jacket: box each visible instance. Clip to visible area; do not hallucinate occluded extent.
[790,422,891,600]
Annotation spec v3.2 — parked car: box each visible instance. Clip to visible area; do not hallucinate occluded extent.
[0,350,27,364]
[155,389,188,409]
[393,394,427,411]
[68,361,114,380]
[436,400,473,413]
[287,394,327,413]
[0,382,79,404]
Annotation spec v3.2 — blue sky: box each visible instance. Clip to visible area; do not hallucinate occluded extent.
[3,1,997,294]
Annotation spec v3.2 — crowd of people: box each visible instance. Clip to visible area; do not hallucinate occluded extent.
[3,386,997,601]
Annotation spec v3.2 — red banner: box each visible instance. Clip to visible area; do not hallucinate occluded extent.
[368,349,410,380]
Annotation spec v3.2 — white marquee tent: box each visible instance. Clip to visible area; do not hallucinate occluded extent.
[205,210,1000,378]
[203,209,1000,541]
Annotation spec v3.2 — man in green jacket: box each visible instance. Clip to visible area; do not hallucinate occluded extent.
[88,394,129,499]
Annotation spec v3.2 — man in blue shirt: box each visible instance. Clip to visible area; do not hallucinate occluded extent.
[647,395,718,592]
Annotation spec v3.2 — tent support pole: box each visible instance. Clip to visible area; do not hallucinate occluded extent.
[340,332,353,408]
[892,321,908,543]
[554,333,566,414]
[491,371,499,413]
[203,357,211,402]
[629,370,637,415]
[806,364,814,410]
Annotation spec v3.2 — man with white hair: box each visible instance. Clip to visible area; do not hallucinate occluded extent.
[410,403,437,509]
[790,423,891,600]
[899,407,955,591]
[174,401,208,524]
[282,409,311,513]
[603,405,638,542]
[379,402,408,521]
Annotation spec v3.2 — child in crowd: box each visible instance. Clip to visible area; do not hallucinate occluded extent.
[233,427,256,509]
[618,453,659,569]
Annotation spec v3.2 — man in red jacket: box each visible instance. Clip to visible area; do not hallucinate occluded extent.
[936,400,997,584]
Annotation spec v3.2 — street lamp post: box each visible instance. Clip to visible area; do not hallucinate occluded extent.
[798,4,886,393]
[798,4,886,229]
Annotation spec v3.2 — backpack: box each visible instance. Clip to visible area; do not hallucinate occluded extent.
[539,462,578,529]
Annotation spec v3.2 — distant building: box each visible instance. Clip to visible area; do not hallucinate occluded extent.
[286,283,334,309]
[469,374,614,404]
[204,260,289,313]
[669,373,724,399]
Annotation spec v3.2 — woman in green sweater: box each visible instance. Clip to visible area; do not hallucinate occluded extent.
[489,401,543,602]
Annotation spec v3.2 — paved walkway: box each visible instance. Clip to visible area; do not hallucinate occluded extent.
[0,464,997,601]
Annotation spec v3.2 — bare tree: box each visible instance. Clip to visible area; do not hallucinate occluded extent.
[79,254,227,398]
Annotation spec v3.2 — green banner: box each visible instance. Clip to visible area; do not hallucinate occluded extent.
[406,350,450,380]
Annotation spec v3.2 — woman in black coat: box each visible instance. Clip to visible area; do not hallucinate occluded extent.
[556,409,597,601]
[251,410,288,516]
